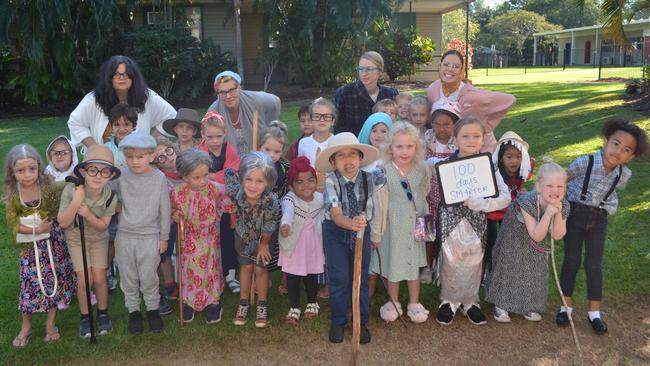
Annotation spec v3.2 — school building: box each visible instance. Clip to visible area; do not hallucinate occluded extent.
[533,18,650,67]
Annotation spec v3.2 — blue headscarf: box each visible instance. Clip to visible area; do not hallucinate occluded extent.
[357,112,393,145]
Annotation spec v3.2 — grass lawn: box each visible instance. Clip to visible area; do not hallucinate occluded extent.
[468,66,643,84]
[1,80,649,365]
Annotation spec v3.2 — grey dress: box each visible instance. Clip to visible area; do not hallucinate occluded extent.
[485,191,570,315]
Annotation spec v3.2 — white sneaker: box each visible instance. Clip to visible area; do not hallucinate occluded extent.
[379,301,402,322]
[524,312,542,322]
[420,267,433,284]
[493,307,511,323]
[407,303,430,323]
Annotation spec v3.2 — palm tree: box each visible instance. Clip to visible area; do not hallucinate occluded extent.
[579,0,648,49]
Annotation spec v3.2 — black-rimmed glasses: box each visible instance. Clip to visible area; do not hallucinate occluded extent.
[155,147,176,164]
[84,166,114,178]
[112,72,130,80]
[310,113,334,122]
[217,86,238,98]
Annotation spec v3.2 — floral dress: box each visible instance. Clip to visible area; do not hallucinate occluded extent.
[171,182,234,311]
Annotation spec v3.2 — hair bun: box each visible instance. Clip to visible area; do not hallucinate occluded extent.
[540,155,554,164]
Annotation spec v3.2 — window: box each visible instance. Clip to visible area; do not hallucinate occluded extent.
[184,7,202,41]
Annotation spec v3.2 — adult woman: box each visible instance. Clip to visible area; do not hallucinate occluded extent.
[206,71,281,155]
[334,51,398,135]
[427,50,516,153]
[67,55,176,149]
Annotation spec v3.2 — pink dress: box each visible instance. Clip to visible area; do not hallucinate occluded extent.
[171,182,234,311]
[278,191,325,276]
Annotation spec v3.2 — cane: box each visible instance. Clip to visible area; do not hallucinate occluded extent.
[177,220,185,326]
[350,212,365,366]
[65,175,96,343]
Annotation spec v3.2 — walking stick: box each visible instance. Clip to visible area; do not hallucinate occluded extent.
[250,112,259,306]
[177,220,185,326]
[252,110,259,151]
[350,213,365,366]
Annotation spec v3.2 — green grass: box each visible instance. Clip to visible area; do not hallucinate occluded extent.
[1,82,649,364]
[468,66,643,84]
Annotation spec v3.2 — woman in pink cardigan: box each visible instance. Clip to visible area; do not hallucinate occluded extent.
[427,50,516,153]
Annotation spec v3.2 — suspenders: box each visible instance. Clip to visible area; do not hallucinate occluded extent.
[579,154,622,208]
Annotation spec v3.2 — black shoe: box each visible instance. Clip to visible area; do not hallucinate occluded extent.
[147,310,164,333]
[329,325,344,343]
[79,317,91,338]
[206,303,223,324]
[463,305,487,325]
[128,311,144,335]
[436,303,455,325]
[556,310,570,326]
[182,304,195,323]
[159,296,173,316]
[360,325,371,344]
[588,316,608,334]
[97,313,113,335]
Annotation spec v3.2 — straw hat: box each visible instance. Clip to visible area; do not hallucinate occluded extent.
[162,108,201,138]
[315,133,379,173]
[497,131,529,150]
[74,145,121,180]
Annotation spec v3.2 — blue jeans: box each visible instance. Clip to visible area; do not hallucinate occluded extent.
[323,219,371,327]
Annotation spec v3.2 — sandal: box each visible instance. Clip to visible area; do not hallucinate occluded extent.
[285,308,301,324]
[303,303,320,318]
[44,326,60,343]
[227,279,241,294]
[12,331,32,348]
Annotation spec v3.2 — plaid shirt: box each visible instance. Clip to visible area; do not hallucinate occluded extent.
[566,150,631,215]
[323,168,385,222]
[333,80,398,135]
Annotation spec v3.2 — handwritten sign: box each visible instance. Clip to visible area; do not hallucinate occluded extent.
[436,153,498,206]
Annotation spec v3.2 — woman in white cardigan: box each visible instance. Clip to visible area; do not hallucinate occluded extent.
[67,55,176,150]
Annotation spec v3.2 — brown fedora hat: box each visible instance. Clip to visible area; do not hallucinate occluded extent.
[162,108,202,138]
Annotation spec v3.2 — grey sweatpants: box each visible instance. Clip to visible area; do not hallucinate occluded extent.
[115,232,161,313]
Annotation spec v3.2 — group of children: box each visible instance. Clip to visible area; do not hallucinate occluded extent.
[5,91,648,349]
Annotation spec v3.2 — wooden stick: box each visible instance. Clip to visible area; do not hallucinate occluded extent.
[252,110,259,151]
[177,220,184,326]
[350,214,365,366]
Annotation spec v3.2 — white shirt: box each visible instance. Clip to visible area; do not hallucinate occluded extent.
[297,135,332,168]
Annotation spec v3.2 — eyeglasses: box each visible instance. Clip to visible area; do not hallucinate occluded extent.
[400,179,413,201]
[217,86,238,98]
[441,62,462,70]
[357,66,379,74]
[310,113,334,122]
[84,166,114,178]
[112,72,130,80]
[155,147,176,164]
[52,150,70,157]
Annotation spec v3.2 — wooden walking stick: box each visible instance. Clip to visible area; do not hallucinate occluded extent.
[350,212,365,366]
[252,110,259,151]
[177,220,185,326]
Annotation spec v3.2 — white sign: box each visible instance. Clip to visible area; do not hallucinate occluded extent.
[436,153,498,206]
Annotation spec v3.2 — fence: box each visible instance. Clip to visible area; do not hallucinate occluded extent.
[467,65,643,82]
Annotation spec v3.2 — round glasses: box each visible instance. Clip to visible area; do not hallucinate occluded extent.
[51,150,70,157]
[155,147,176,164]
[84,166,114,178]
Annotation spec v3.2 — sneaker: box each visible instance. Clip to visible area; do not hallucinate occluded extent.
[556,309,571,326]
[436,303,455,325]
[360,325,371,344]
[303,303,320,318]
[159,296,173,316]
[147,310,164,333]
[128,311,144,335]
[420,267,433,284]
[380,301,402,322]
[493,307,511,323]
[107,272,117,291]
[255,304,270,328]
[286,308,301,324]
[407,303,430,323]
[182,304,195,323]
[164,282,179,300]
[79,317,91,338]
[462,304,487,325]
[329,324,344,343]
[205,304,223,324]
[233,303,249,326]
[97,313,113,335]
[227,279,241,294]
[524,311,542,322]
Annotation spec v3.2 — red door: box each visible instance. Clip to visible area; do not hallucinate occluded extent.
[584,41,591,64]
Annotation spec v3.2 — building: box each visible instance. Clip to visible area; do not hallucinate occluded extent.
[533,18,650,67]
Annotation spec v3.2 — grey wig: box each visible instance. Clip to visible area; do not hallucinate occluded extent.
[239,151,277,190]
[175,148,212,178]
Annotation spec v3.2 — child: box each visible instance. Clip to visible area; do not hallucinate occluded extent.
[424,100,461,166]
[395,92,413,121]
[279,157,325,323]
[485,157,569,322]
[285,105,312,161]
[171,149,234,323]
[58,145,120,337]
[408,95,431,137]
[358,112,394,148]
[45,136,78,182]
[104,103,137,170]
[4,144,75,348]
[298,97,335,168]
[198,112,241,293]
[224,152,281,328]
[372,98,398,122]
[315,132,385,344]
[371,122,431,323]
[557,118,649,334]
[485,131,535,272]
[162,108,201,152]
[115,133,171,334]
[434,117,511,326]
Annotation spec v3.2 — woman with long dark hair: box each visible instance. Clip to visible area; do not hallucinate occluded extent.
[68,55,176,149]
